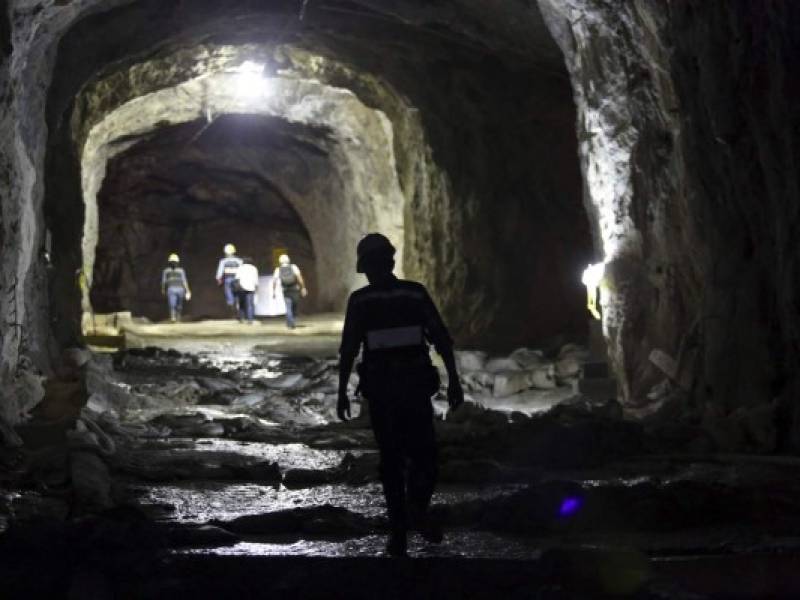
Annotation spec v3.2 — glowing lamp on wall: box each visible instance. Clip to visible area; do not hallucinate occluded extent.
[581,262,605,320]
[234,61,272,99]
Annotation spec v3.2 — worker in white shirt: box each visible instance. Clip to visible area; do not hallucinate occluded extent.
[234,257,259,324]
[272,254,307,329]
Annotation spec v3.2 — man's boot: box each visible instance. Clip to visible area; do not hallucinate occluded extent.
[418,515,443,544]
[410,506,443,544]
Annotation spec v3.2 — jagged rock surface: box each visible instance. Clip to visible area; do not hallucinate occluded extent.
[540,0,800,433]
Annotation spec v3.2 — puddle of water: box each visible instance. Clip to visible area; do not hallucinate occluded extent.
[180,531,543,559]
[134,481,524,524]
[175,440,357,470]
[135,482,387,522]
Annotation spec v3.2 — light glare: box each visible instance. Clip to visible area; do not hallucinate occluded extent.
[581,262,605,288]
[558,496,582,517]
[234,61,271,99]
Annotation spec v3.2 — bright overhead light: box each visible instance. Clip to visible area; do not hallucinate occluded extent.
[234,61,271,99]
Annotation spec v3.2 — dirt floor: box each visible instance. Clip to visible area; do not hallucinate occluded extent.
[120,313,345,356]
[3,327,800,597]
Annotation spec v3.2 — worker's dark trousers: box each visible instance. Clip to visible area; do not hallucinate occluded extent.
[367,389,437,532]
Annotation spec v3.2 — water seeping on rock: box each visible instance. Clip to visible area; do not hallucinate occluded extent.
[2,0,800,596]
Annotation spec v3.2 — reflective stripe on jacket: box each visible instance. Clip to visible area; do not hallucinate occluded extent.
[162,267,187,289]
[215,256,243,279]
[339,275,452,364]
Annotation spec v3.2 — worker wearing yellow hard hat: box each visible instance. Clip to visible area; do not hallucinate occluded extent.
[215,243,243,317]
[161,253,192,322]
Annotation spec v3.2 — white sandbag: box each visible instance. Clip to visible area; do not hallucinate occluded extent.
[529,363,557,389]
[462,370,495,392]
[493,364,557,397]
[485,357,523,373]
[492,370,530,397]
[456,351,487,372]
[509,348,544,369]
[555,355,582,380]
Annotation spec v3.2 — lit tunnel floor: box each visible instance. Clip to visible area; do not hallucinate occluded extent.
[102,341,567,560]
[79,343,800,569]
[117,313,345,357]
[7,344,800,596]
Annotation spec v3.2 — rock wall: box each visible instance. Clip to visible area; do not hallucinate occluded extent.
[0,0,13,422]
[398,56,591,350]
[540,0,800,438]
[0,0,68,424]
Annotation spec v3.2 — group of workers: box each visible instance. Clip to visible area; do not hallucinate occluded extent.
[160,243,307,326]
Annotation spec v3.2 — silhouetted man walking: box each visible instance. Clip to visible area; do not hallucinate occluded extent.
[338,233,464,557]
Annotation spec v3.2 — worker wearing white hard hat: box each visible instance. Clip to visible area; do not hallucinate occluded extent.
[215,243,243,316]
[161,253,192,322]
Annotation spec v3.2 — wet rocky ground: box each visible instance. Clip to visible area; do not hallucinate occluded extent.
[3,343,800,597]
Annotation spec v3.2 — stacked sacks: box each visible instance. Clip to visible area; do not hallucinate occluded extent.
[455,345,586,399]
[555,344,589,381]
[489,351,555,398]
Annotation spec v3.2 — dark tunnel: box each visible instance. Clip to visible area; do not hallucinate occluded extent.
[3,0,800,596]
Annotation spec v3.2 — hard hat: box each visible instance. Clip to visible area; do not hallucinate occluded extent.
[356,233,395,273]
[224,243,236,255]
[278,254,290,265]
[168,253,180,263]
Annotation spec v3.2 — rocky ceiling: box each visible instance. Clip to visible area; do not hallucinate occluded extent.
[99,115,322,228]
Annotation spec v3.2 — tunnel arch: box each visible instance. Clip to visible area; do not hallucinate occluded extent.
[90,113,321,320]
[80,69,407,318]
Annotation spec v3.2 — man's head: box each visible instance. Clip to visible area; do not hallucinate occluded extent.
[356,233,395,276]
[168,253,180,266]
[278,254,290,266]
[224,243,236,256]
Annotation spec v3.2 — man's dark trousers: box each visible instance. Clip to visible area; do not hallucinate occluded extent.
[367,381,437,531]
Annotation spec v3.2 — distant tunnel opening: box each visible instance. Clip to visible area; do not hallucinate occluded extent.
[90,115,319,321]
